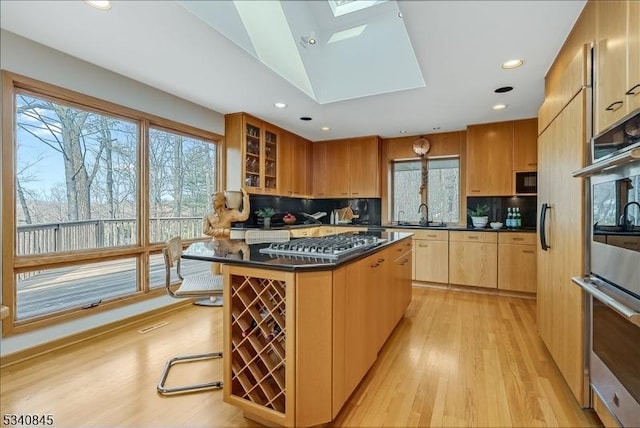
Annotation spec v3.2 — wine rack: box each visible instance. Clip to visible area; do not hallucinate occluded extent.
[229,274,287,414]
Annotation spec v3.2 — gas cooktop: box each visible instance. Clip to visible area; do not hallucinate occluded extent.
[259,234,386,261]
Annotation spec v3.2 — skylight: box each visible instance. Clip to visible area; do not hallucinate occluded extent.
[327,0,388,17]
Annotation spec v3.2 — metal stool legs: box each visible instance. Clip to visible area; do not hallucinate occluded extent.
[157,351,223,395]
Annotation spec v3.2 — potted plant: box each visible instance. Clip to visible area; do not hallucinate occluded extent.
[255,207,275,228]
[467,204,490,228]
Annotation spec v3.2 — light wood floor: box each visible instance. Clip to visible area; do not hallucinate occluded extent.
[0,287,602,427]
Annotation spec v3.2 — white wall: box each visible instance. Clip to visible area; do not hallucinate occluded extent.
[0,29,225,356]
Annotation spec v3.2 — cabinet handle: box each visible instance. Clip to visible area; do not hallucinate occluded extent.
[527,162,537,166]
[471,189,481,193]
[512,237,524,241]
[427,234,437,238]
[605,101,623,111]
[341,192,348,195]
[418,243,429,248]
[626,84,640,96]
[377,258,385,263]
[540,203,551,251]
[352,192,359,195]
[468,236,479,240]
[522,250,535,254]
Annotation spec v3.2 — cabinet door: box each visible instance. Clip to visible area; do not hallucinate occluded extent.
[627,0,640,113]
[312,142,328,198]
[349,137,380,197]
[466,121,514,196]
[414,239,449,283]
[326,142,350,198]
[537,92,586,404]
[243,117,263,192]
[449,238,497,288]
[513,118,538,171]
[279,131,295,196]
[263,125,279,194]
[498,244,536,293]
[596,0,628,134]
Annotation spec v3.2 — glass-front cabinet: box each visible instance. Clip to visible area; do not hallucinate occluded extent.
[226,113,279,195]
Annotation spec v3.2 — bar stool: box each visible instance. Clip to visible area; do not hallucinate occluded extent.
[157,236,223,395]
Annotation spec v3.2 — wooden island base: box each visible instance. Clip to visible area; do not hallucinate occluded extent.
[221,237,412,427]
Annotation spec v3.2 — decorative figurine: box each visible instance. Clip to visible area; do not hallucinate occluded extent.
[203,188,250,238]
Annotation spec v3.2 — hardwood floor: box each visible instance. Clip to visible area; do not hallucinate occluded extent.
[0,287,601,427]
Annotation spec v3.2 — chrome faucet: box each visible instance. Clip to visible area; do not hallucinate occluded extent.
[418,203,429,226]
[619,201,640,231]
[397,210,405,225]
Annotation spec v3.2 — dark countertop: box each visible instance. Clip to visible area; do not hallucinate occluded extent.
[383,223,537,233]
[183,231,413,272]
[230,223,369,231]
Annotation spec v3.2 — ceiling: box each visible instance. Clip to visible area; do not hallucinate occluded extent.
[0,0,586,141]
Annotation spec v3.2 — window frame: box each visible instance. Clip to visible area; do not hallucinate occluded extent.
[389,156,461,223]
[1,71,223,336]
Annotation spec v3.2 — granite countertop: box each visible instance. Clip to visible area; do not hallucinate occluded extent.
[382,223,536,233]
[183,231,413,272]
[230,223,370,231]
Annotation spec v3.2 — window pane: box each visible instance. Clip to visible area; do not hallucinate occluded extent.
[15,93,139,255]
[427,158,459,223]
[149,128,217,243]
[392,160,421,222]
[15,258,138,321]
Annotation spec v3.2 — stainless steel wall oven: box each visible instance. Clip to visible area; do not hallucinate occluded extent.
[573,114,640,427]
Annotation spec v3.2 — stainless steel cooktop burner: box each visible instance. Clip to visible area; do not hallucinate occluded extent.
[259,234,386,260]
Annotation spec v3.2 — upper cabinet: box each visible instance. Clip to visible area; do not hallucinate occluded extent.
[513,118,538,171]
[596,0,640,135]
[314,136,381,198]
[466,121,514,196]
[466,118,537,196]
[280,133,312,198]
[225,113,280,195]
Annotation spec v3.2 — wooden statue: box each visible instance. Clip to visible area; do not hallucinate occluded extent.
[203,188,250,238]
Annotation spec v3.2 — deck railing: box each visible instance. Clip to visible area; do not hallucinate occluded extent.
[16,217,203,256]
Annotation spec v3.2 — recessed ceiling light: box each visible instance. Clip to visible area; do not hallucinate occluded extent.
[492,104,508,111]
[432,127,441,131]
[274,102,287,108]
[399,130,407,134]
[85,0,111,10]
[300,116,312,121]
[321,127,331,132]
[502,59,524,69]
[495,86,514,93]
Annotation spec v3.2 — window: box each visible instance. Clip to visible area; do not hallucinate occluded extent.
[3,73,221,332]
[391,157,459,223]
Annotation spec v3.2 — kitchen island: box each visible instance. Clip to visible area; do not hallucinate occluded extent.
[184,231,413,427]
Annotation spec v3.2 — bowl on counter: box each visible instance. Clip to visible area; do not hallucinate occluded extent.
[490,222,503,229]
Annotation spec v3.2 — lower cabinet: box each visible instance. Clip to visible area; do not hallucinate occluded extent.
[497,232,537,293]
[412,230,449,283]
[449,231,498,288]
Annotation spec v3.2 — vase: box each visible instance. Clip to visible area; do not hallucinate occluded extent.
[471,216,488,228]
[263,217,271,229]
[224,190,242,209]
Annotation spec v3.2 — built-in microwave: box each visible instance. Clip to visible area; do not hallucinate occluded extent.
[592,111,640,163]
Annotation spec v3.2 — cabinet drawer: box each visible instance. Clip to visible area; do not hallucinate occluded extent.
[449,231,497,243]
[411,229,449,241]
[290,227,317,238]
[498,232,536,245]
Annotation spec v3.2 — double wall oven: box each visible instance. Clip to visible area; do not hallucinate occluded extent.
[573,111,640,427]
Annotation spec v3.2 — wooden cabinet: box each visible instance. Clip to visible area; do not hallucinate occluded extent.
[466,121,514,196]
[537,90,586,404]
[326,141,350,197]
[280,132,312,197]
[312,142,328,198]
[449,231,497,288]
[513,118,538,171]
[289,227,318,238]
[497,233,537,293]
[412,229,449,284]
[225,113,280,195]
[315,136,381,198]
[596,0,640,135]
